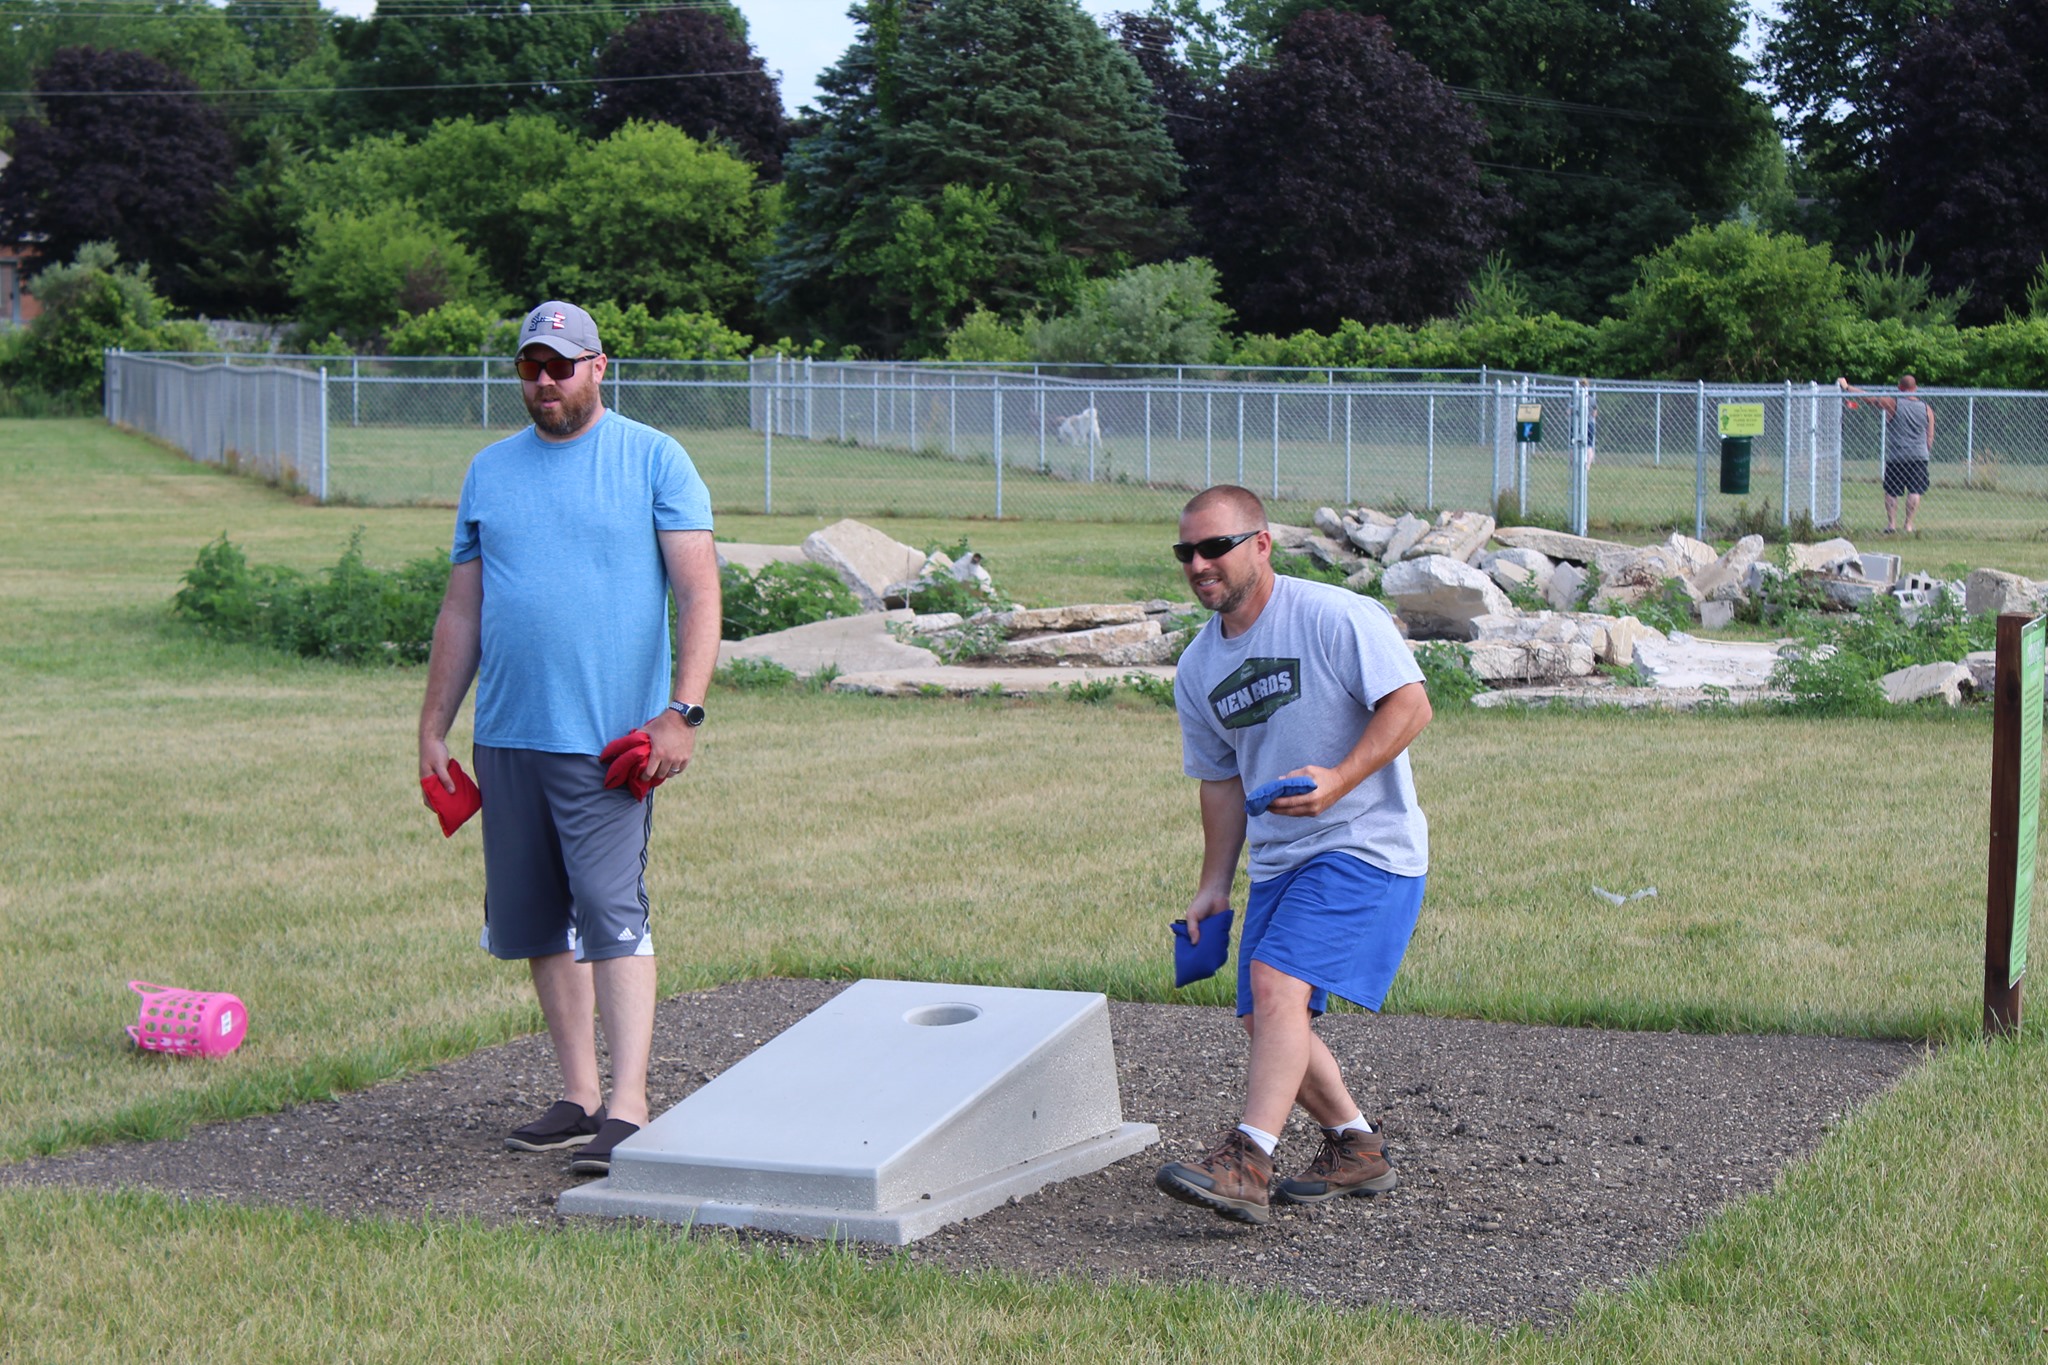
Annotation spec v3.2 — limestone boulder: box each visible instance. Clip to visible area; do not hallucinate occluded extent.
[1343,562,1382,595]
[996,619,1162,665]
[994,604,1147,633]
[1966,650,1998,692]
[1493,526,1632,564]
[1880,661,1973,706]
[1313,506,1347,541]
[1663,533,1720,578]
[1466,638,1597,684]
[1382,513,1433,564]
[1591,544,1698,609]
[803,519,930,612]
[1300,535,1365,573]
[1345,520,1398,558]
[1403,510,1495,564]
[1694,535,1765,603]
[1786,538,1859,572]
[1595,615,1664,668]
[1965,568,2042,617]
[1268,522,1320,552]
[1547,560,1588,612]
[1381,555,1511,640]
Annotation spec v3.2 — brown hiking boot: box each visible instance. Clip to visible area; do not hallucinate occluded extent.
[1154,1128,1274,1224]
[1275,1127,1398,1204]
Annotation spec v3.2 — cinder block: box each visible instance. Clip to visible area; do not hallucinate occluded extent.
[557,980,1157,1243]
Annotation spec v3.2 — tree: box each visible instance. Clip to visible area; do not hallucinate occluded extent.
[760,0,1183,356]
[0,47,232,309]
[1192,10,1507,334]
[1601,221,1853,381]
[286,114,585,302]
[1232,0,1774,320]
[328,0,629,143]
[1871,0,2048,322]
[0,242,207,399]
[1031,257,1234,363]
[0,1,259,126]
[287,203,494,344]
[1760,0,1950,247]
[523,121,775,331]
[588,7,788,177]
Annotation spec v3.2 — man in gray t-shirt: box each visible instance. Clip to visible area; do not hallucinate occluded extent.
[1839,373,1935,534]
[1153,485,1434,1227]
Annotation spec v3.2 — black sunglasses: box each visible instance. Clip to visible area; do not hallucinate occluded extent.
[1172,530,1260,564]
[514,353,600,382]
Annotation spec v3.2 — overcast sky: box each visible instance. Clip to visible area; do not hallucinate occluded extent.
[322,1,1151,116]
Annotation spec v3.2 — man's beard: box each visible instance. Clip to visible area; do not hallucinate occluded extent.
[524,382,599,437]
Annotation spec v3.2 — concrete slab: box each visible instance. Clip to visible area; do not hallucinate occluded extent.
[718,609,938,677]
[558,980,1157,1244]
[831,664,1175,697]
[1631,633,1783,690]
[716,542,808,573]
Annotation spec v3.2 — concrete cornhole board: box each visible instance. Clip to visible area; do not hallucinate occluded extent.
[557,979,1157,1244]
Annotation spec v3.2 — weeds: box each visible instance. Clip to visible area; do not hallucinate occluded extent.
[715,657,798,691]
[171,530,447,665]
[720,561,859,641]
[1414,640,1488,708]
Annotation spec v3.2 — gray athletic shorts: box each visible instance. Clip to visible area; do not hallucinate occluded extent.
[472,744,656,963]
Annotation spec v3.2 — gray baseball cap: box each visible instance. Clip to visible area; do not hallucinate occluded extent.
[515,300,602,359]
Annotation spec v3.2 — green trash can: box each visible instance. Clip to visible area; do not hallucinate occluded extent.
[1719,435,1753,495]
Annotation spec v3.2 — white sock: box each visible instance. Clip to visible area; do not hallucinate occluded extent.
[1326,1114,1373,1135]
[1235,1122,1279,1155]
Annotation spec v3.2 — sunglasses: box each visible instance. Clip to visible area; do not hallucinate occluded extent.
[1172,530,1260,564]
[514,353,600,382]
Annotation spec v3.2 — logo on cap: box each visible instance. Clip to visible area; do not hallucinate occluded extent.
[548,312,566,330]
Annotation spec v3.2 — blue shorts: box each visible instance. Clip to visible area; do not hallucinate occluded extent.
[472,745,656,963]
[1237,853,1424,1016]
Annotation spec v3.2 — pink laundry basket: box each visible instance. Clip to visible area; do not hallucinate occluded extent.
[126,980,248,1057]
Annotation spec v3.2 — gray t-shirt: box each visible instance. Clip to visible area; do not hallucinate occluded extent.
[1175,575,1430,881]
[1885,395,1931,465]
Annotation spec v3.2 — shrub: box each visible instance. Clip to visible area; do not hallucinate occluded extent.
[1413,641,1487,708]
[287,203,495,345]
[172,530,450,665]
[719,561,859,640]
[0,242,190,400]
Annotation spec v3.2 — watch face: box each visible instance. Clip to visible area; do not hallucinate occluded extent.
[673,702,706,726]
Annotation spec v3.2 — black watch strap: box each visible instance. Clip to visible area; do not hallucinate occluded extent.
[667,701,706,727]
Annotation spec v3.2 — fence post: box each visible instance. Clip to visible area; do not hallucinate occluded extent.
[1236,391,1245,486]
[763,368,774,515]
[1694,381,1707,541]
[1144,389,1152,483]
[948,372,957,455]
[871,367,880,445]
[1271,390,1281,498]
[1518,378,1529,517]
[1088,387,1098,482]
[1653,389,1662,465]
[481,356,489,429]
[1783,381,1794,528]
[1344,392,1353,505]
[1478,364,1488,443]
[805,356,814,442]
[1426,393,1436,511]
[1967,394,1977,484]
[1205,389,1214,487]
[318,367,330,504]
[1038,380,1047,473]
[993,380,1004,519]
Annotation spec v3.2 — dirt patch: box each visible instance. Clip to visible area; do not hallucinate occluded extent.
[1,979,1921,1330]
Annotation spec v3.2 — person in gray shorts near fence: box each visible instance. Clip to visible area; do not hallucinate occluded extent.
[1839,373,1935,534]
[1154,484,1434,1225]
[417,299,722,1175]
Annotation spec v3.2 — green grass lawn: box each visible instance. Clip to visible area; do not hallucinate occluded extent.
[3,419,2045,1362]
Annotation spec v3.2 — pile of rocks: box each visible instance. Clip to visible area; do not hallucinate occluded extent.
[898,601,1188,667]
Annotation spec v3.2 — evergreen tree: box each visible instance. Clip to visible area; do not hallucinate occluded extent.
[760,0,1183,356]
[1193,9,1506,333]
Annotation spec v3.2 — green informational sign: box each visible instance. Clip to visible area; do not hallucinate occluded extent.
[1718,403,1766,437]
[1515,403,1542,444]
[2015,617,2043,984]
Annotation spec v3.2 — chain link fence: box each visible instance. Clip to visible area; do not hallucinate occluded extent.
[105,351,2048,540]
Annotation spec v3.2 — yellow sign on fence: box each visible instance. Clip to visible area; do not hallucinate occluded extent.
[1717,403,1765,437]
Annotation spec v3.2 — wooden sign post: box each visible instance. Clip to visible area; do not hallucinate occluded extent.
[1984,612,2043,1037]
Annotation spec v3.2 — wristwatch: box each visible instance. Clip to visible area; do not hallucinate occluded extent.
[666,700,707,727]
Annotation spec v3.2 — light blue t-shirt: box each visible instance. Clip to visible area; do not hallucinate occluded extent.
[1175,575,1429,881]
[451,411,713,754]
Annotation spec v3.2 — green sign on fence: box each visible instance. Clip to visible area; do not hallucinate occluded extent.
[1717,403,1766,437]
